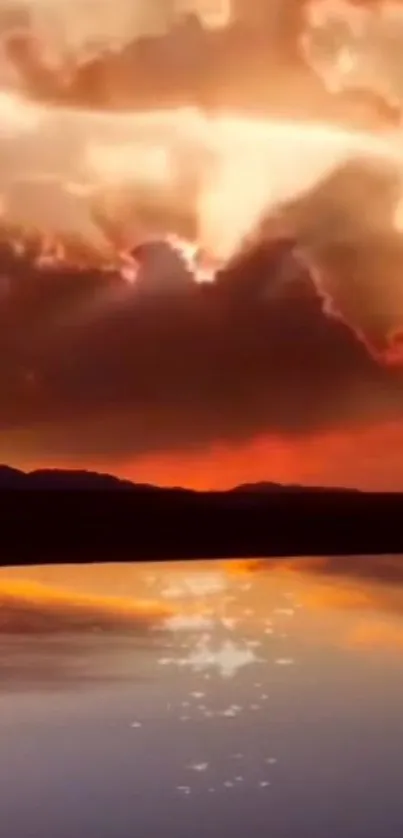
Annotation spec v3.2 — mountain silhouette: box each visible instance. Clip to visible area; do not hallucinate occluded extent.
[0,465,401,566]
[230,481,360,494]
[0,465,356,493]
[0,465,156,491]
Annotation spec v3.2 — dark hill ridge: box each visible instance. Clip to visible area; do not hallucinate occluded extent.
[230,481,361,494]
[0,465,401,565]
[0,465,159,491]
[0,465,357,494]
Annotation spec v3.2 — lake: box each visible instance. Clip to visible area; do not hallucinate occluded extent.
[0,556,402,838]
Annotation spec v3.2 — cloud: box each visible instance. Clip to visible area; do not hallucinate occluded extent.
[0,0,181,66]
[119,420,403,490]
[302,0,403,109]
[277,155,403,365]
[0,19,401,468]
[1,219,403,465]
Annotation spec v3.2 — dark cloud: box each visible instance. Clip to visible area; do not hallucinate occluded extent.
[0,154,402,463]
[0,196,403,463]
[277,156,403,361]
[0,1,400,477]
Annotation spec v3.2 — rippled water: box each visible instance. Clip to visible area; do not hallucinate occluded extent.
[0,556,402,838]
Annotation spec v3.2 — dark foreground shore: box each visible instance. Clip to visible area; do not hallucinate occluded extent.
[0,471,402,565]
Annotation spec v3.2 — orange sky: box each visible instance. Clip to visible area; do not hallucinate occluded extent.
[30,418,401,491]
[110,420,403,491]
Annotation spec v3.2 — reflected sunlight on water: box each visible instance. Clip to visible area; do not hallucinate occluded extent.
[0,557,402,838]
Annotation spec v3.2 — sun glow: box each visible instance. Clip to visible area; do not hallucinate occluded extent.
[0,89,402,282]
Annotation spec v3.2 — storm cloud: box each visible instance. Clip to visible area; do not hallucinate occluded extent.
[0,2,402,470]
[0,213,403,465]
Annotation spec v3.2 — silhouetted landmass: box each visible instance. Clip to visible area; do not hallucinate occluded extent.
[230,481,361,494]
[0,466,401,566]
[0,465,156,491]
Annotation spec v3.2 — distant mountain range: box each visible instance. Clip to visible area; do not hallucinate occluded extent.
[0,464,400,566]
[0,465,155,491]
[0,465,359,494]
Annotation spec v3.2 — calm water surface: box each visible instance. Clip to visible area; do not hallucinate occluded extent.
[0,556,402,838]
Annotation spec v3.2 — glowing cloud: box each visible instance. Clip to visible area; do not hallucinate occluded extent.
[0,84,402,362]
[303,0,403,109]
[0,91,401,271]
[0,0,180,64]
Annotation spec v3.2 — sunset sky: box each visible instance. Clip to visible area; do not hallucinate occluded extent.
[2,6,403,838]
[1,0,403,490]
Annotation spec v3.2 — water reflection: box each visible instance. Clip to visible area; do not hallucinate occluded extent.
[0,557,402,838]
